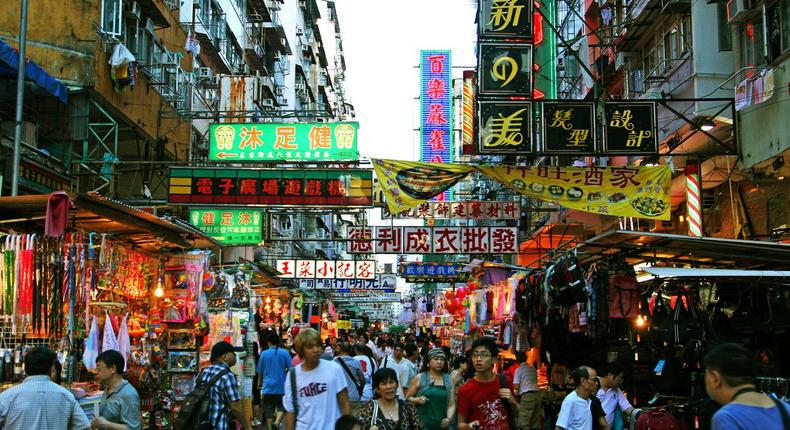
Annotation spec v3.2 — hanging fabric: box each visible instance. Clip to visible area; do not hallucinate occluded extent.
[83,316,100,370]
[117,314,130,370]
[102,310,119,352]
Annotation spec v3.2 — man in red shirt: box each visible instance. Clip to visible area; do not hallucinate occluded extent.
[457,337,518,430]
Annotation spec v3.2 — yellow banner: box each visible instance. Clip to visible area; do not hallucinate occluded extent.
[372,159,672,220]
[336,320,352,330]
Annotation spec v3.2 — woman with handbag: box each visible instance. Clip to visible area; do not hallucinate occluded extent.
[358,368,423,430]
[405,348,456,430]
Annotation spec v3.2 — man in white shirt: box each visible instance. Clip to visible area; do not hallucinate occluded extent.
[381,342,407,399]
[555,366,597,430]
[284,329,350,430]
[400,343,419,399]
[597,363,634,428]
[514,352,542,430]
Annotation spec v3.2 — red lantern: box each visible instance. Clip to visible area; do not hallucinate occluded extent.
[444,290,455,300]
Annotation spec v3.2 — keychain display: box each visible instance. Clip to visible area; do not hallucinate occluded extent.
[167,351,197,372]
[167,329,197,350]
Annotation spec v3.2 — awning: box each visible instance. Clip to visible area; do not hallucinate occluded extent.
[517,224,593,268]
[644,267,790,279]
[0,193,220,252]
[576,229,790,269]
[0,38,68,104]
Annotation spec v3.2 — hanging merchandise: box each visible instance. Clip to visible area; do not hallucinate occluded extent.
[102,310,120,352]
[608,270,639,319]
[83,315,100,370]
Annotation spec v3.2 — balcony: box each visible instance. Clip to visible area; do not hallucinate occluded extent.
[660,0,691,14]
[183,12,229,73]
[244,23,267,74]
[246,0,274,22]
[262,11,291,55]
[143,50,192,112]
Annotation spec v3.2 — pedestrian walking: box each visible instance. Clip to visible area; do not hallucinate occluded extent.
[405,348,456,430]
[555,366,597,430]
[704,343,790,430]
[92,349,142,430]
[257,332,292,430]
[197,341,253,430]
[284,328,350,430]
[0,346,90,430]
[595,363,633,430]
[513,352,542,430]
[354,344,377,402]
[335,341,366,414]
[358,368,423,430]
[381,342,408,399]
[457,337,518,430]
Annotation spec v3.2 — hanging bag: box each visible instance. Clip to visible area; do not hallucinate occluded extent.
[608,272,639,319]
[176,368,230,430]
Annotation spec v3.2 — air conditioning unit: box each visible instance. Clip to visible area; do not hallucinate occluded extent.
[300,44,310,53]
[236,64,250,74]
[195,67,213,80]
[727,0,754,23]
[130,1,141,19]
[299,0,307,8]
[275,86,284,96]
[259,98,274,108]
[145,18,155,33]
[615,52,636,71]
[296,27,304,36]
[295,81,306,91]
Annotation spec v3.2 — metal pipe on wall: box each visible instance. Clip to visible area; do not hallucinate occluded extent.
[11,0,29,196]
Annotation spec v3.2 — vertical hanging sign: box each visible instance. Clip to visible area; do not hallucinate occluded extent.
[420,50,453,201]
[685,161,702,237]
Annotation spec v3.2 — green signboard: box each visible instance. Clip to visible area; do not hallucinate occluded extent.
[209,122,359,161]
[189,208,263,245]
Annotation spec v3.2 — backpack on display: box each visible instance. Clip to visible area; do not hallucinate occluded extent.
[608,272,639,319]
[634,408,683,430]
[175,369,229,430]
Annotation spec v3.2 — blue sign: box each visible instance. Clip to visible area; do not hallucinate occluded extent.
[400,262,462,280]
[420,50,453,200]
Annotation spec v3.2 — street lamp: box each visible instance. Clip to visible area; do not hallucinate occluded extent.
[699,118,715,132]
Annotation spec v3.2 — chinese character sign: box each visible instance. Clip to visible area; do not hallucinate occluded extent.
[478,101,533,154]
[276,260,376,279]
[399,262,463,281]
[298,274,397,290]
[372,158,672,220]
[189,209,262,245]
[541,102,597,154]
[478,43,532,96]
[480,0,532,39]
[603,102,658,154]
[348,227,518,254]
[168,167,373,207]
[382,201,520,220]
[420,51,453,200]
[209,122,359,161]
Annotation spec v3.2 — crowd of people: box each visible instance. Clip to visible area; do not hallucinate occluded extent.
[0,331,785,430]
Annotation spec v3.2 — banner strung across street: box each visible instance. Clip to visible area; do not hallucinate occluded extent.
[276,259,376,279]
[297,274,396,290]
[372,159,672,220]
[209,122,358,161]
[331,292,401,303]
[399,262,464,281]
[382,201,519,220]
[348,226,518,254]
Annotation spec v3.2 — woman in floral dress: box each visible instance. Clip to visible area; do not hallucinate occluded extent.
[358,368,424,430]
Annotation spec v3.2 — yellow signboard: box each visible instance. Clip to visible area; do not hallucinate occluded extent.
[336,320,352,330]
[372,159,672,220]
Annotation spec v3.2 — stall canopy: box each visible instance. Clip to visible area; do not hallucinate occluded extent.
[517,224,594,268]
[0,38,68,104]
[643,267,790,279]
[0,193,220,252]
[576,229,790,269]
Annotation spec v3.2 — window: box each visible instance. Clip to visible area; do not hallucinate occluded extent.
[738,19,766,68]
[101,0,123,36]
[766,0,790,61]
[718,3,733,50]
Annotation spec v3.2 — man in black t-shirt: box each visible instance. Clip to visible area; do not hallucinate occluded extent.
[590,377,610,430]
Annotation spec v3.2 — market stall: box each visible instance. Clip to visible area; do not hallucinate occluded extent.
[0,193,221,428]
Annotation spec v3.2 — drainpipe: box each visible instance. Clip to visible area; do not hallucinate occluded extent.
[11,0,29,196]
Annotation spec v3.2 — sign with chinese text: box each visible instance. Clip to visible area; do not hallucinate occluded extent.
[480,0,532,39]
[478,101,533,154]
[476,164,671,220]
[347,226,518,254]
[168,167,373,207]
[382,201,519,220]
[276,260,376,279]
[372,159,672,220]
[478,43,532,96]
[399,262,464,281]
[331,292,401,303]
[297,274,397,290]
[603,102,658,154]
[189,208,262,245]
[420,50,453,200]
[209,122,359,161]
[541,101,597,154]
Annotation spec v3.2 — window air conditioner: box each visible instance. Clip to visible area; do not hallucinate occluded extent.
[301,44,310,53]
[727,0,753,23]
[145,18,155,33]
[275,86,284,96]
[260,99,274,108]
[130,1,141,19]
[195,67,213,80]
[296,27,304,36]
[615,52,636,71]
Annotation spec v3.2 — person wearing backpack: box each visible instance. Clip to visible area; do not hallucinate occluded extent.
[404,348,456,430]
[284,328,350,430]
[704,343,790,430]
[457,337,518,430]
[193,341,253,430]
[335,341,366,415]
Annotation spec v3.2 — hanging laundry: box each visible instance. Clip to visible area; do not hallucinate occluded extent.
[102,310,119,352]
[117,314,130,370]
[108,44,136,93]
[83,316,100,370]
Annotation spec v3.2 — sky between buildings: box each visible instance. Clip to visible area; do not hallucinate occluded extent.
[332,0,478,162]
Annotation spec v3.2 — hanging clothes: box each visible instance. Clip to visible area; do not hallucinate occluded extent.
[83,316,100,370]
[44,192,73,237]
[117,314,130,370]
[102,311,119,352]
